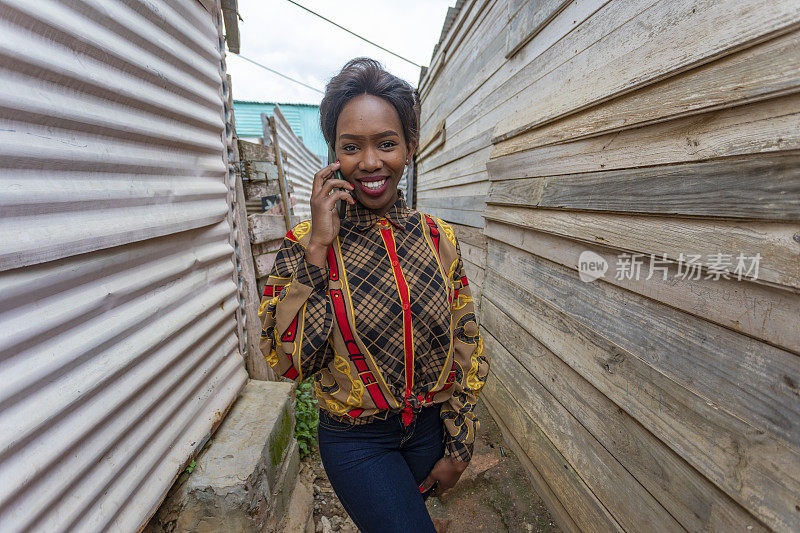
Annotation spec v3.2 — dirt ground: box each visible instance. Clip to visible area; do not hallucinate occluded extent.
[303,399,559,533]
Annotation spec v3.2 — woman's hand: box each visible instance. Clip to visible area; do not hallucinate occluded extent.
[306,161,355,267]
[418,456,470,497]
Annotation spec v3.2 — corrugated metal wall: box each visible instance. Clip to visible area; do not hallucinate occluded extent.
[272,104,323,222]
[417,0,800,531]
[0,0,248,531]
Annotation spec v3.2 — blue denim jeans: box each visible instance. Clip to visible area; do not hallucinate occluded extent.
[317,404,445,533]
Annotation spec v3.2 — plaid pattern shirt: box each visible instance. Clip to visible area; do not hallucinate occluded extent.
[258,193,489,462]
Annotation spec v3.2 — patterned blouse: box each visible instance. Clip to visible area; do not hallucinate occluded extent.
[258,193,489,462]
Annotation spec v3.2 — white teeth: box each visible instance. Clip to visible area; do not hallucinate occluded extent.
[363,179,386,190]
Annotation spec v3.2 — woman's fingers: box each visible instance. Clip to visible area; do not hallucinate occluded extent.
[308,163,352,249]
[319,177,353,198]
[421,456,468,497]
[313,190,355,221]
[322,190,356,211]
[418,475,437,494]
[312,161,341,194]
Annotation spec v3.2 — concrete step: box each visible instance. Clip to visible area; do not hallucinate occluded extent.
[151,380,299,532]
[277,468,315,533]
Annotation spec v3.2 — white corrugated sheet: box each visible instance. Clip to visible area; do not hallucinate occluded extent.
[272,105,322,222]
[0,0,248,531]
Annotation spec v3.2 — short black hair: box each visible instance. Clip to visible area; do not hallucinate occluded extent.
[320,57,420,148]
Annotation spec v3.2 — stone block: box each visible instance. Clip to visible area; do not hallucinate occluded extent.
[153,380,297,532]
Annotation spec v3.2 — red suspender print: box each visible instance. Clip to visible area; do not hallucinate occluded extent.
[327,246,339,281]
[327,244,387,415]
[330,289,391,411]
[424,215,440,256]
[263,285,284,297]
[379,225,418,426]
[280,313,300,380]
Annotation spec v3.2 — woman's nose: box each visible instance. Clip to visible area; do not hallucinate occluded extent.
[359,147,382,171]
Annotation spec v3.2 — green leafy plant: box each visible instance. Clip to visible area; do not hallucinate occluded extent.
[185,460,197,474]
[295,378,319,458]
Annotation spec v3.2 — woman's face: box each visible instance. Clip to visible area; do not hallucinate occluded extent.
[335,94,416,215]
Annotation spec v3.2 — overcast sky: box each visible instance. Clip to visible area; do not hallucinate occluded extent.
[225,0,456,104]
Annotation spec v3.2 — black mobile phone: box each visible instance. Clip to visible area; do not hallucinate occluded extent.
[327,145,350,219]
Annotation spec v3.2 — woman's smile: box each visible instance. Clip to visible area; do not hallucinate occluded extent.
[356,175,390,196]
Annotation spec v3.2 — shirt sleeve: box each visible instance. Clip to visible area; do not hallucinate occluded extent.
[440,237,490,462]
[258,234,334,381]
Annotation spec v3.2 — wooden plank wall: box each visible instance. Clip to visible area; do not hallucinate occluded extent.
[416,0,800,531]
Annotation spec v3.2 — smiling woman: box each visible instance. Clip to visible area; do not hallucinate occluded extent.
[256,58,489,533]
[331,95,410,209]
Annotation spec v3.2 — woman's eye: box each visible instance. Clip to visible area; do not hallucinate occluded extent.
[342,144,357,152]
[380,141,397,149]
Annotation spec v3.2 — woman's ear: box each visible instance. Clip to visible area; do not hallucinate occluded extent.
[405,140,418,162]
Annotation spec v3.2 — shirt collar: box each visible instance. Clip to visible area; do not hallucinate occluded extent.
[345,190,411,231]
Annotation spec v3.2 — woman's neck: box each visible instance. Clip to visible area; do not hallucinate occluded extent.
[366,190,398,218]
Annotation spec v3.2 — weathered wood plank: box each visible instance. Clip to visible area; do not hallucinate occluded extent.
[417,195,486,212]
[480,395,581,533]
[485,328,690,532]
[419,0,499,117]
[417,170,488,192]
[237,139,275,163]
[492,0,800,142]
[417,119,445,159]
[463,261,483,310]
[244,161,279,183]
[462,257,485,291]
[441,0,639,145]
[419,0,491,99]
[416,180,489,200]
[247,214,286,245]
[419,206,484,228]
[418,128,493,173]
[505,0,571,58]
[484,220,800,355]
[422,0,497,88]
[266,113,296,229]
[481,374,623,533]
[481,298,769,532]
[487,153,800,220]
[493,29,800,155]
[484,251,800,531]
[483,206,800,290]
[251,239,283,258]
[451,222,488,251]
[458,241,486,268]
[419,145,492,185]
[489,95,800,180]
[234,169,271,381]
[243,179,281,201]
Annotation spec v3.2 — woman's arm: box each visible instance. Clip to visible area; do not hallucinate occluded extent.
[258,232,334,381]
[259,160,355,380]
[439,241,489,463]
[421,234,489,495]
